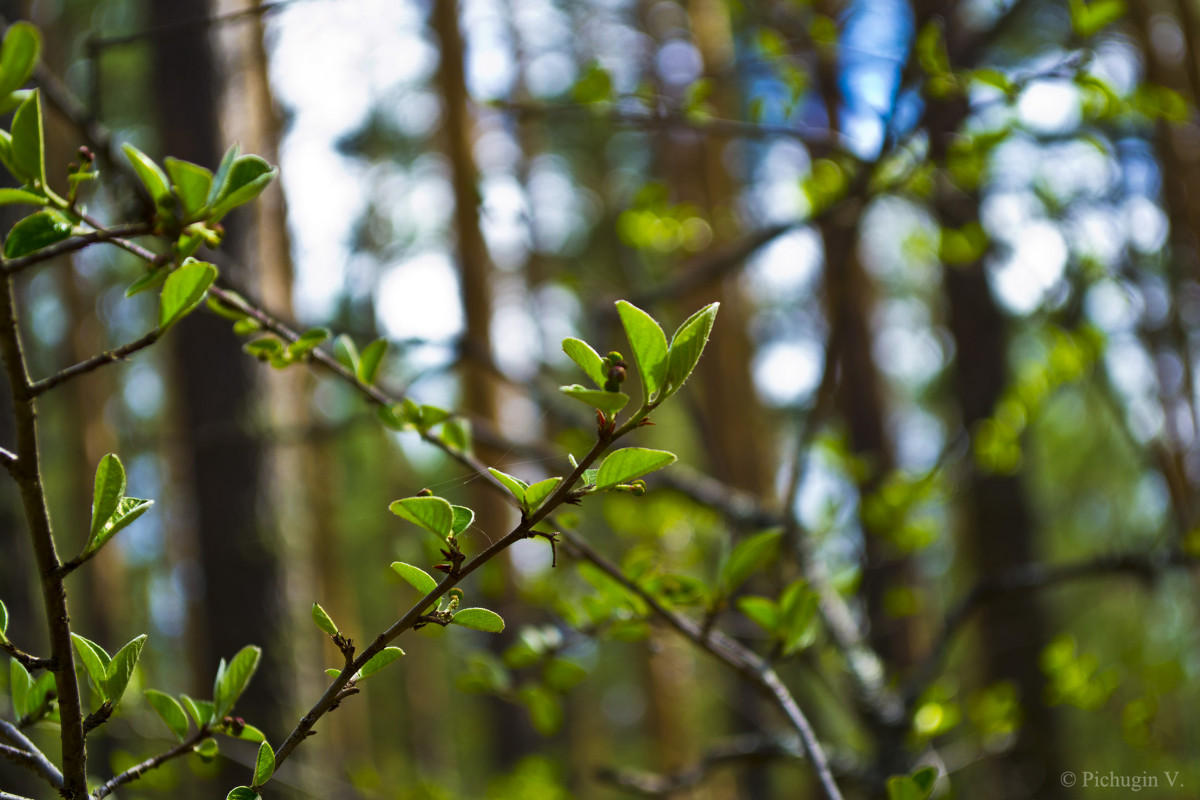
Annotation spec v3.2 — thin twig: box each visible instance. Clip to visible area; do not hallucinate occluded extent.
[594,734,808,796]
[0,640,53,670]
[89,729,210,799]
[30,328,161,397]
[0,718,64,790]
[558,529,845,800]
[1,223,156,275]
[903,549,1199,706]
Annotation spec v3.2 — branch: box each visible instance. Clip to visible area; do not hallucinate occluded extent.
[0,273,87,795]
[0,639,53,671]
[30,328,161,397]
[594,734,808,796]
[496,101,843,152]
[0,719,63,790]
[903,549,1200,705]
[90,728,210,799]
[1,223,156,276]
[559,530,845,800]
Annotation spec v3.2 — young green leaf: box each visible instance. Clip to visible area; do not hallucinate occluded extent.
[615,300,669,401]
[164,157,214,217]
[207,144,241,204]
[10,90,43,186]
[450,505,474,536]
[358,338,388,385]
[160,260,218,330]
[311,603,339,636]
[664,302,719,397]
[736,595,781,633]
[562,337,608,388]
[335,333,360,373]
[442,417,472,453]
[209,155,277,220]
[144,689,190,742]
[0,188,44,206]
[213,645,262,720]
[488,468,529,504]
[4,210,72,258]
[389,496,454,538]
[180,694,214,728]
[70,633,111,697]
[126,264,170,297]
[89,453,127,544]
[0,23,42,98]
[122,143,172,206]
[287,327,330,359]
[104,634,147,704]
[594,447,677,491]
[227,786,260,800]
[253,740,274,787]
[229,722,267,742]
[559,385,629,415]
[719,529,782,594]
[0,598,7,642]
[86,496,153,557]
[390,562,439,595]
[194,738,219,762]
[450,608,506,633]
[519,684,563,735]
[9,658,31,718]
[358,646,405,680]
[523,477,562,513]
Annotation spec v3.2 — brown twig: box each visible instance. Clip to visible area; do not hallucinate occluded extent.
[0,719,63,790]
[1,222,155,275]
[89,728,211,799]
[30,328,161,397]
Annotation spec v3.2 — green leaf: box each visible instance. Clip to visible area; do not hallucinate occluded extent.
[253,740,274,787]
[523,477,562,513]
[4,210,72,258]
[335,333,360,374]
[0,598,7,642]
[488,468,529,504]
[390,562,439,595]
[160,260,218,330]
[122,143,172,206]
[164,157,214,217]
[194,738,219,762]
[616,300,669,401]
[103,634,147,704]
[358,338,388,385]
[213,645,262,720]
[207,144,241,204]
[0,188,44,207]
[442,417,472,453]
[887,767,938,800]
[389,496,454,538]
[911,767,938,796]
[86,496,153,557]
[562,337,608,388]
[450,505,474,536]
[358,646,405,680]
[664,302,719,397]
[9,658,31,718]
[736,596,781,633]
[10,90,43,185]
[1069,0,1126,38]
[90,455,127,541]
[286,327,330,359]
[450,608,506,633]
[126,264,170,297]
[70,633,111,697]
[209,155,277,221]
[144,689,190,742]
[311,603,338,636]
[0,23,41,98]
[229,722,266,742]
[559,385,629,415]
[180,694,214,728]
[227,787,259,800]
[519,685,563,735]
[595,447,677,491]
[543,658,588,692]
[719,530,782,594]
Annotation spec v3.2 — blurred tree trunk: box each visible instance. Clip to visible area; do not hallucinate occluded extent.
[150,0,285,740]
[431,0,537,770]
[925,13,1065,796]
